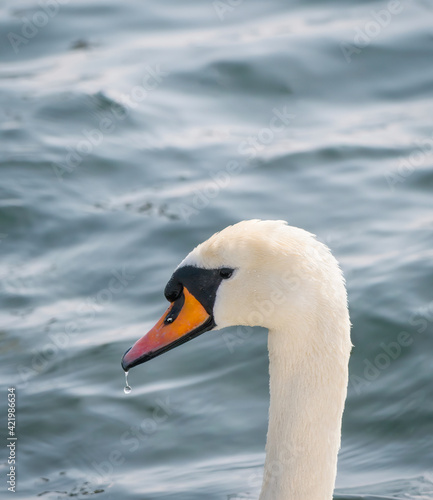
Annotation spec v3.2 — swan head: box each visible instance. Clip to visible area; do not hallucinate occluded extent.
[121,219,348,371]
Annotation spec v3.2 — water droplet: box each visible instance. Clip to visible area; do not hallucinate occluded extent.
[124,371,132,394]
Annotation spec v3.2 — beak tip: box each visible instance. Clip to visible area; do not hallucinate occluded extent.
[120,289,213,372]
[121,347,132,372]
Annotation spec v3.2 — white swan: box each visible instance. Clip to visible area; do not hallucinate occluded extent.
[122,219,351,500]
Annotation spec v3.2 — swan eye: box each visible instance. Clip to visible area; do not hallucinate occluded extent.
[219,268,233,279]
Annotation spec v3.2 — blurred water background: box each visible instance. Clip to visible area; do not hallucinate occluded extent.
[1,0,433,498]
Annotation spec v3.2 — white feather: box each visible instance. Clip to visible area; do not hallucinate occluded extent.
[180,220,351,500]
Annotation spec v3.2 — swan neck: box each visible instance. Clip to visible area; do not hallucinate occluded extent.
[259,327,349,500]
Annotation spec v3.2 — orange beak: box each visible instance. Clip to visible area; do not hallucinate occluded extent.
[121,287,214,371]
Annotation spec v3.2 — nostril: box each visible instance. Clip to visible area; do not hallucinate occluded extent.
[163,292,185,325]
